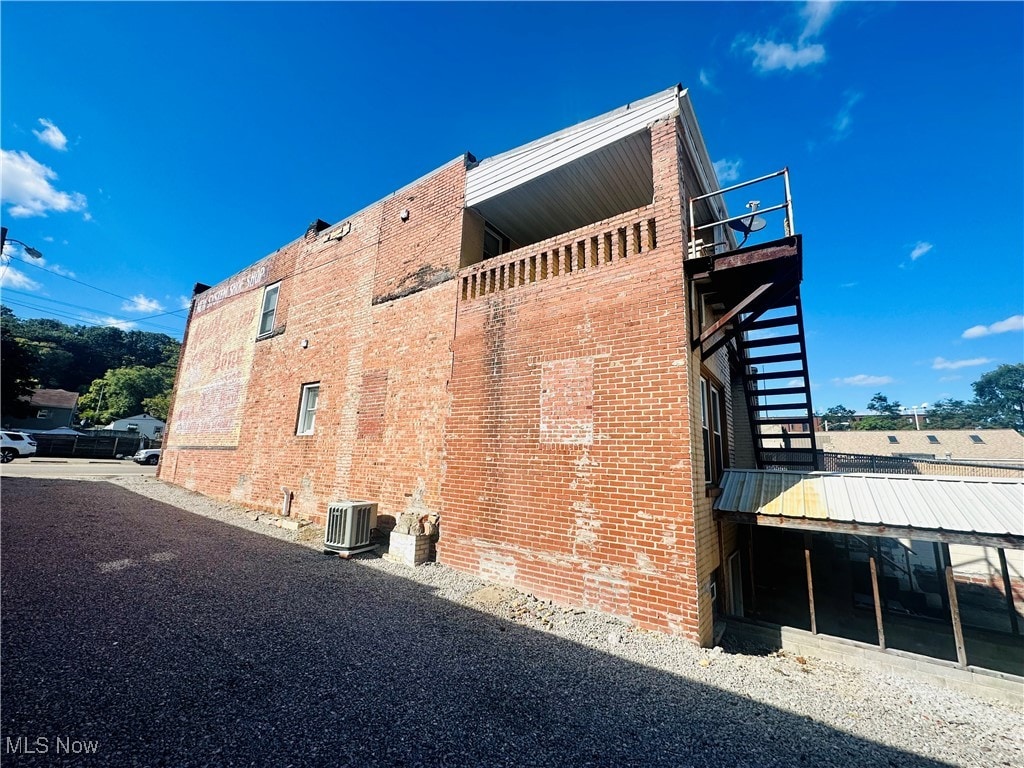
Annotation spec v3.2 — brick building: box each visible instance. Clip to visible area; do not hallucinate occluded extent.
[162,85,818,645]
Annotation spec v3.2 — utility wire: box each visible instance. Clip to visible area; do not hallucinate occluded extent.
[2,288,185,331]
[4,253,189,318]
[2,297,183,335]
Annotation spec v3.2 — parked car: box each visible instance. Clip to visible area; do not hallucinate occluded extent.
[1,431,38,463]
[132,448,161,466]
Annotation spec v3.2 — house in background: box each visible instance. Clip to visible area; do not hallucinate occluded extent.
[102,413,166,440]
[2,388,79,431]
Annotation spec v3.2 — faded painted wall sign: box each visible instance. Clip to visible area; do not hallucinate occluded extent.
[168,291,259,447]
[193,262,269,315]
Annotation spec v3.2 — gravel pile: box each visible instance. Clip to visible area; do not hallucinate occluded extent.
[106,475,1023,767]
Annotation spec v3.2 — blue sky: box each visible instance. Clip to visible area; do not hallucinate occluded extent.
[2,1,1021,415]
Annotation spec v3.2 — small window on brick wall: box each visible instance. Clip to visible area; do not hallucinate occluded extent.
[296,383,320,435]
[259,283,281,337]
[701,376,727,483]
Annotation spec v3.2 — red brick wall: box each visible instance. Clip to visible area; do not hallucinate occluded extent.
[440,239,698,636]
[160,158,468,527]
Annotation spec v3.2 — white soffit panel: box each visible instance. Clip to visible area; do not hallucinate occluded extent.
[466,86,682,207]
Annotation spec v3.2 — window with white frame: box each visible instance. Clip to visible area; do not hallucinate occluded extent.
[701,376,727,483]
[296,383,319,435]
[259,283,281,337]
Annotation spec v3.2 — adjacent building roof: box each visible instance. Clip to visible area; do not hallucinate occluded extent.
[714,469,1024,548]
[26,388,80,410]
[818,429,1024,466]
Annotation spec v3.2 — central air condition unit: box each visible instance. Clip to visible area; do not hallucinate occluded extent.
[324,500,378,558]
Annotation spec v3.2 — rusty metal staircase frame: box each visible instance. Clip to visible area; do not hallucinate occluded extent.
[686,235,820,472]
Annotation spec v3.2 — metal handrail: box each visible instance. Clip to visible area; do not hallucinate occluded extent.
[688,168,794,254]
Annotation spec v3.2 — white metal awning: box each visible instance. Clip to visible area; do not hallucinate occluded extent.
[714,469,1024,548]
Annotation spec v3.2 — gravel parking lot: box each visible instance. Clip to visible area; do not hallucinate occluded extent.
[2,474,1021,767]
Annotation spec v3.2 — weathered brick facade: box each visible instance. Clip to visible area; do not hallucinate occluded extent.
[162,89,738,644]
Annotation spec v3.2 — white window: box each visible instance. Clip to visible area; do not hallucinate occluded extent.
[297,383,319,435]
[36,409,50,419]
[259,283,281,336]
[701,376,727,483]
[483,223,511,260]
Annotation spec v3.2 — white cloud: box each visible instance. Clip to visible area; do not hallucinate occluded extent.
[909,241,933,261]
[831,91,862,141]
[713,158,743,183]
[0,265,42,290]
[178,295,193,310]
[962,314,1024,339]
[939,375,962,382]
[799,1,839,43]
[0,149,88,218]
[932,356,995,370]
[46,263,76,278]
[833,374,894,386]
[747,2,838,74]
[751,40,826,72]
[85,315,136,331]
[29,254,77,279]
[699,69,716,91]
[32,118,68,151]
[121,294,166,314]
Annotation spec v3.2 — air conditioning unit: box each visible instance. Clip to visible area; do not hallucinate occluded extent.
[324,500,378,557]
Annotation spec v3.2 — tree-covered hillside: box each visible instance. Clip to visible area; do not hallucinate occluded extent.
[1,305,180,423]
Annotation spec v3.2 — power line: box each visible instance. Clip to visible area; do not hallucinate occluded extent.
[2,297,183,335]
[2,288,185,332]
[4,253,189,319]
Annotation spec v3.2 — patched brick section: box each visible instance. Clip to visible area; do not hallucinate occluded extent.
[161,159,468,528]
[357,371,388,438]
[583,572,631,614]
[540,357,594,446]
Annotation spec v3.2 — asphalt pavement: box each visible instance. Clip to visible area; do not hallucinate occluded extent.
[1,457,156,480]
[1,477,958,767]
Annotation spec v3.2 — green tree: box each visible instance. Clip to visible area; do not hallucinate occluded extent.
[820,404,855,431]
[141,392,172,421]
[78,365,175,425]
[972,363,1024,431]
[1,305,180,393]
[926,398,982,430]
[0,311,37,420]
[853,392,911,431]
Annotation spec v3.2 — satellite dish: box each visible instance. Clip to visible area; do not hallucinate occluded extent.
[728,201,766,246]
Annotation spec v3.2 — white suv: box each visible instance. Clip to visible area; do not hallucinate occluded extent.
[132,448,161,466]
[1,431,37,463]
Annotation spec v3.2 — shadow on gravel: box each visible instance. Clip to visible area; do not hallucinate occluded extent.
[1,478,960,767]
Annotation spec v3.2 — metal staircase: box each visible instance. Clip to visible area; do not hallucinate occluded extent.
[685,169,819,472]
[735,288,818,470]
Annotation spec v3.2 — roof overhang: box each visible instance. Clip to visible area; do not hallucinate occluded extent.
[714,469,1024,550]
[464,85,724,248]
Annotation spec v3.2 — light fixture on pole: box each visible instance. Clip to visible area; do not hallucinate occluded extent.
[0,226,44,259]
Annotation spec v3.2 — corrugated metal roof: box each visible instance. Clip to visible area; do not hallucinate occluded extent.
[715,469,1024,539]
